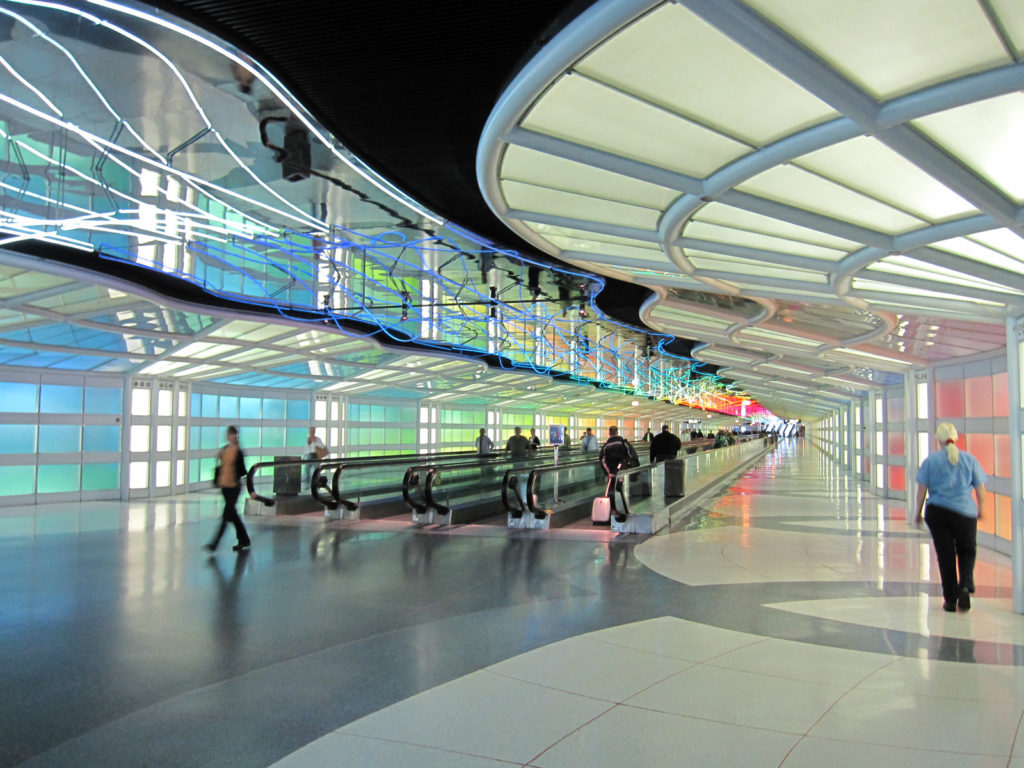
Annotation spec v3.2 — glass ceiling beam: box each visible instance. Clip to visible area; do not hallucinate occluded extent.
[911,246,1024,294]
[678,237,840,272]
[513,211,659,243]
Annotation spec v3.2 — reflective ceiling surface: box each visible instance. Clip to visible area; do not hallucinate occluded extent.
[479,0,1024,418]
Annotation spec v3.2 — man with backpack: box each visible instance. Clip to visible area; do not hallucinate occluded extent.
[599,426,639,514]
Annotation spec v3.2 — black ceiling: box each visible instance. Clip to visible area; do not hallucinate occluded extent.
[150,0,690,354]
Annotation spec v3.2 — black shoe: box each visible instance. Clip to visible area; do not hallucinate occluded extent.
[202,543,215,553]
[958,587,971,611]
[942,601,957,612]
[232,543,251,552]
[965,578,975,594]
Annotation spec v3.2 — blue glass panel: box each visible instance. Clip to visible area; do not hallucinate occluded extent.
[83,424,121,452]
[82,462,119,491]
[201,393,217,417]
[191,392,201,415]
[260,426,284,448]
[286,399,310,421]
[40,384,83,413]
[263,398,285,419]
[2,382,39,413]
[0,465,34,495]
[84,386,122,414]
[39,424,82,452]
[189,426,200,449]
[38,464,81,493]
[240,397,261,419]
[201,426,220,450]
[219,395,239,419]
[0,424,36,453]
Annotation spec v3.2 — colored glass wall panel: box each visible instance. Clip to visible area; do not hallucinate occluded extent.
[995,433,1010,478]
[887,432,905,456]
[978,491,995,535]
[993,372,1009,418]
[887,465,905,492]
[966,434,995,476]
[885,396,904,422]
[935,379,965,418]
[964,376,993,418]
[996,494,1011,541]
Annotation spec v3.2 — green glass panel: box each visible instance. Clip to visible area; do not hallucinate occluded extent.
[0,465,35,495]
[38,464,81,493]
[83,425,120,453]
[263,398,286,419]
[82,462,120,491]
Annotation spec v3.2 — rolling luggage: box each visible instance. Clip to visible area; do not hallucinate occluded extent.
[592,496,611,524]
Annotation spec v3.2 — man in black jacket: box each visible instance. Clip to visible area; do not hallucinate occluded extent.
[600,427,639,511]
[650,424,682,463]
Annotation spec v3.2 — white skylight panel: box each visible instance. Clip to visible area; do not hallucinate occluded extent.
[869,254,1024,295]
[686,251,829,285]
[501,145,679,210]
[647,306,734,332]
[967,229,1024,263]
[931,235,1024,274]
[693,203,859,251]
[794,136,976,222]
[913,92,1024,203]
[545,235,663,263]
[739,327,823,347]
[747,0,1010,99]
[989,0,1024,58]
[736,164,925,234]
[523,72,750,178]
[683,220,848,261]
[851,277,1005,305]
[575,3,835,146]
[502,180,661,230]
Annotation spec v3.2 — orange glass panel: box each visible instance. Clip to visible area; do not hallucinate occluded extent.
[995,494,1011,542]
[965,433,995,476]
[965,376,993,417]
[993,372,1009,418]
[935,379,965,418]
[886,432,905,456]
[888,465,905,491]
[978,491,996,535]
[995,433,1010,478]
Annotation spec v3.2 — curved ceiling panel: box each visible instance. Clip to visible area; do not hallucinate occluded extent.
[479,0,1024,419]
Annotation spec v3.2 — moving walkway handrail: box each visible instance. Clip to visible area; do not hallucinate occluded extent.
[501,457,600,519]
[245,449,479,508]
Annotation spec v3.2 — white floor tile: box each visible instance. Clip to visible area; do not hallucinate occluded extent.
[269,731,517,768]
[708,637,895,687]
[809,687,1020,755]
[339,670,610,764]
[783,735,1008,767]
[532,703,798,768]
[586,616,762,662]
[486,635,692,702]
[626,662,846,734]
[859,656,1024,704]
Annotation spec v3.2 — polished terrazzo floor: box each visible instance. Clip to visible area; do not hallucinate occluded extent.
[2,438,1021,767]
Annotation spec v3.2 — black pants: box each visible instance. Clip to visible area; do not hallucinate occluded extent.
[924,503,977,605]
[210,486,250,549]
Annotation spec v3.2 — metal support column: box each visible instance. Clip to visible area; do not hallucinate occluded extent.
[1006,316,1024,614]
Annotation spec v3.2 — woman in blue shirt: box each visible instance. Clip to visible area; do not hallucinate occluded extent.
[914,422,986,612]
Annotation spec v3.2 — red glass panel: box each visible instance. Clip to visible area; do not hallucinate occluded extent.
[935,379,965,418]
[993,372,1009,418]
[995,433,1010,478]
[886,432,905,456]
[964,376,993,418]
[888,465,905,491]
[965,433,994,476]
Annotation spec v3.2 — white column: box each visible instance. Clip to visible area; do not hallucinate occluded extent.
[1006,316,1024,614]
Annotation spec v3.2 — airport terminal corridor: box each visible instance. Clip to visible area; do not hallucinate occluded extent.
[2,438,1021,768]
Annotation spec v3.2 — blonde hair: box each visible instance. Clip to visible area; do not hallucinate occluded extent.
[935,422,959,465]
